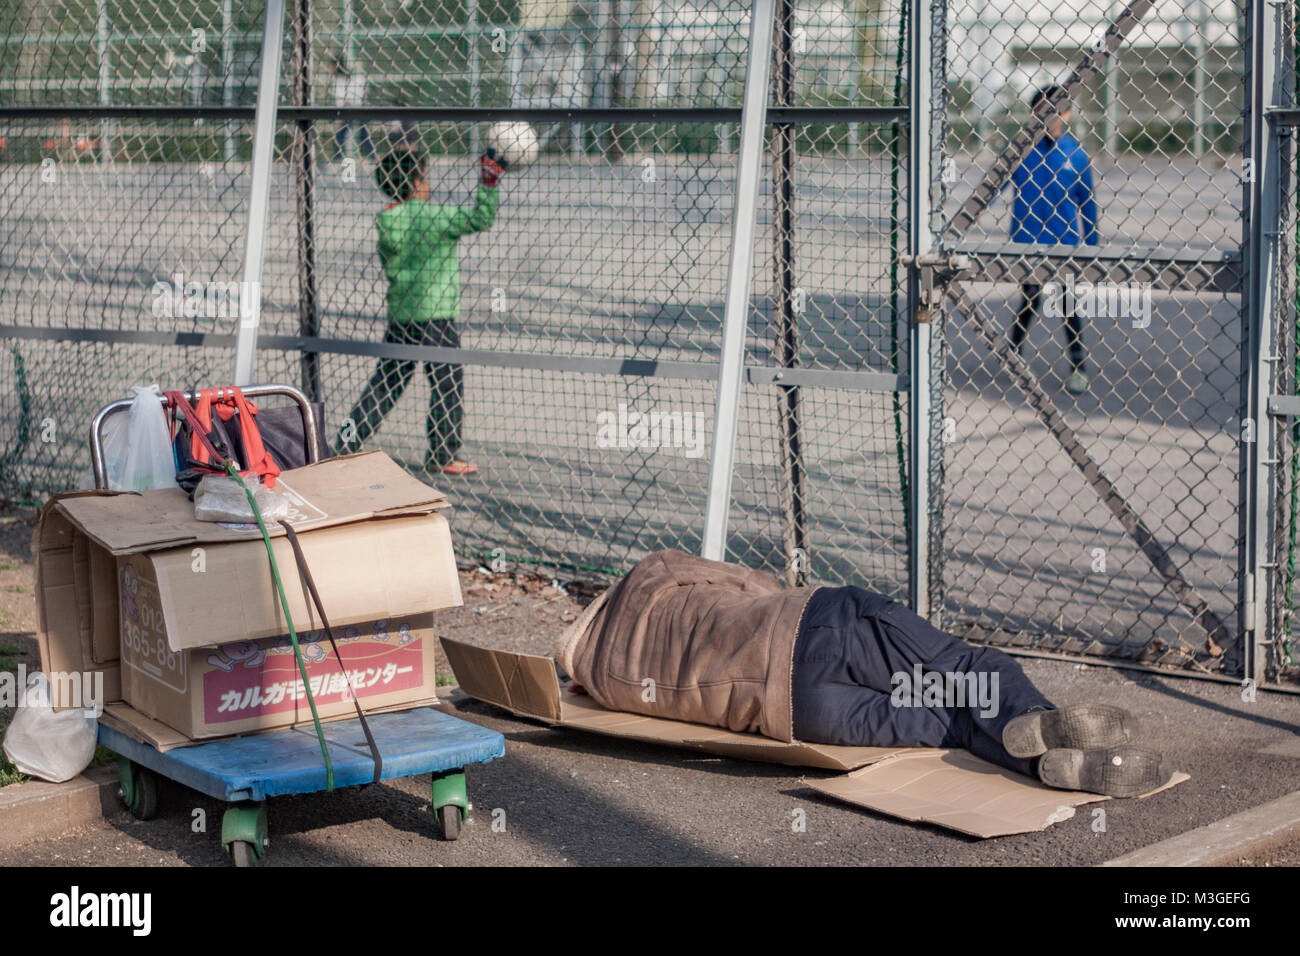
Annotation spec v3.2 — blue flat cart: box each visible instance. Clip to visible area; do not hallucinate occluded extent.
[100,706,505,866]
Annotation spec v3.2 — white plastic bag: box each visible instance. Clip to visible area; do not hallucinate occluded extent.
[2,673,97,783]
[193,473,291,523]
[101,384,176,492]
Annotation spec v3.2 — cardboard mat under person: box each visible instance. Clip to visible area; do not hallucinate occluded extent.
[444,549,1187,839]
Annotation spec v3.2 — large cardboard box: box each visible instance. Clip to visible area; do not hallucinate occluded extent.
[441,637,1189,839]
[36,452,461,739]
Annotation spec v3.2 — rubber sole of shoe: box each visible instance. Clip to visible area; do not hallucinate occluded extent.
[1038,746,1172,798]
[1002,703,1138,759]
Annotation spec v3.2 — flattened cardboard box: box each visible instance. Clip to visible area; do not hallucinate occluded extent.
[35,451,456,729]
[441,637,1188,839]
[55,451,446,556]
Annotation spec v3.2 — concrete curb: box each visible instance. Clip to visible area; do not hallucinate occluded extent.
[1101,790,1300,866]
[0,765,120,851]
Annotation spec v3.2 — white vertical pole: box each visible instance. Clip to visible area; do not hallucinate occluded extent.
[908,0,933,616]
[700,0,775,560]
[233,0,287,386]
[468,0,481,156]
[342,0,355,159]
[97,0,111,164]
[222,0,235,164]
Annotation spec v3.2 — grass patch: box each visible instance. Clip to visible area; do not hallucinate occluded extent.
[435,671,457,687]
[0,756,27,788]
[0,560,19,571]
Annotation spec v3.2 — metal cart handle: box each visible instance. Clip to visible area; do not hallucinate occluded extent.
[89,383,323,491]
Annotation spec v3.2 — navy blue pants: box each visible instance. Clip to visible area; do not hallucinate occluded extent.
[792,587,1053,775]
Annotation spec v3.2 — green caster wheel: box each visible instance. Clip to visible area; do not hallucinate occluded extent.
[432,769,468,841]
[222,802,269,867]
[117,757,159,821]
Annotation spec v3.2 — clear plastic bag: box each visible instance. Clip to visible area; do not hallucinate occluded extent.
[193,474,291,523]
[101,384,176,492]
[1,673,98,783]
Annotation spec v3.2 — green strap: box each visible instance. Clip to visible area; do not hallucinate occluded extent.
[223,462,335,790]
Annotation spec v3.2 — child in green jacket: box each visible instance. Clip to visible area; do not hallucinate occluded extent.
[336,148,504,474]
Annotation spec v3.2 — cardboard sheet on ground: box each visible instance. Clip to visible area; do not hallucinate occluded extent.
[441,637,1188,838]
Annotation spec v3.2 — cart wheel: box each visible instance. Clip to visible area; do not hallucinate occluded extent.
[118,758,159,821]
[438,804,462,841]
[431,768,468,841]
[222,802,269,867]
[230,840,259,868]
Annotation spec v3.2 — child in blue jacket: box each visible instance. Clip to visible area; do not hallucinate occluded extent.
[1010,85,1100,395]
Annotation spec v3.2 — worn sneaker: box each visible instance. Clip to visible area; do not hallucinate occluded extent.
[1037,746,1172,798]
[1002,703,1138,758]
[1065,369,1090,394]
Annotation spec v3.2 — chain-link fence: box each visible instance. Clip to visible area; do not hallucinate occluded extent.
[0,0,1296,684]
[931,0,1250,678]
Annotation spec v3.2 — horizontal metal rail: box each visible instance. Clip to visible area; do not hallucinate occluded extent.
[948,240,1243,295]
[0,326,906,392]
[0,105,909,125]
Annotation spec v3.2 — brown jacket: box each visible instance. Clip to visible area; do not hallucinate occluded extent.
[556,550,820,742]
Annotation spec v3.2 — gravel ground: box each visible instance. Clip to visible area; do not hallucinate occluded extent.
[2,504,1298,866]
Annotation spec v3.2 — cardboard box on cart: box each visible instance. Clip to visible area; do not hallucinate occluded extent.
[35,452,462,742]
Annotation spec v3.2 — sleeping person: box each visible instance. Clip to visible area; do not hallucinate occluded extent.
[557,550,1171,797]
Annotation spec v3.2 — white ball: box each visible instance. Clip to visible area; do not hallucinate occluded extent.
[485,121,539,168]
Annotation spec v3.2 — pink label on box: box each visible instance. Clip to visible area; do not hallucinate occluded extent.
[203,638,424,724]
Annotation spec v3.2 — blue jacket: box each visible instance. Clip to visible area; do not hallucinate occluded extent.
[1010,133,1098,246]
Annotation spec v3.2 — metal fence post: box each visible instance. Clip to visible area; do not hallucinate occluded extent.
[293,0,321,403]
[1240,0,1284,682]
[701,0,775,561]
[907,0,934,617]
[233,0,287,386]
[772,0,807,585]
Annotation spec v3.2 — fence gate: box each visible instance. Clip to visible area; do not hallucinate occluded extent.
[926,0,1281,682]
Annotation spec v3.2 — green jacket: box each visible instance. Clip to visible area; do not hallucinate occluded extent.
[377,185,498,323]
